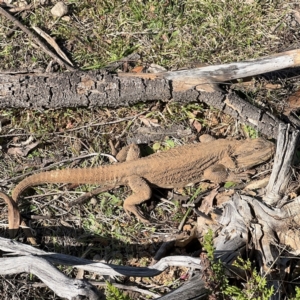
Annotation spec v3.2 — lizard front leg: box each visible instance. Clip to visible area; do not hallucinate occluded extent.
[203,164,249,183]
[124,175,152,223]
[203,164,230,183]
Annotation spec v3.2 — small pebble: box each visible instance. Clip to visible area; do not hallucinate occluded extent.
[51,1,68,18]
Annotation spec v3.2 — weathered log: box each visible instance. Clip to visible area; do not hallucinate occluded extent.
[0,236,201,298]
[3,49,300,137]
[264,124,300,204]
[0,237,201,277]
[0,256,101,300]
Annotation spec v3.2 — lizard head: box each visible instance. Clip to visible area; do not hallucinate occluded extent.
[233,138,275,169]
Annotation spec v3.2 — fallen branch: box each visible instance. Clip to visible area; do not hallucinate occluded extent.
[0,256,100,300]
[0,237,200,277]
[3,50,300,137]
[0,236,201,298]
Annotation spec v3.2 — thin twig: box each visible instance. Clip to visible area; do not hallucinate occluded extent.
[0,6,76,71]
[178,187,202,231]
[65,110,148,132]
[67,185,116,207]
[89,281,161,298]
[100,153,118,162]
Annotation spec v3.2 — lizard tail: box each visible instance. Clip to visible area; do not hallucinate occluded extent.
[11,166,120,202]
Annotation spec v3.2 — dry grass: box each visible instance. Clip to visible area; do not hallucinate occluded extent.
[0,0,300,299]
[0,1,298,70]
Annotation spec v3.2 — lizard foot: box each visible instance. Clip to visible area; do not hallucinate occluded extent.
[125,175,152,223]
[123,203,150,224]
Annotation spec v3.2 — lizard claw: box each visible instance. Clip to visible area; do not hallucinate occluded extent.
[124,203,150,224]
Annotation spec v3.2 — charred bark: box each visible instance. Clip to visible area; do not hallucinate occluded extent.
[0,70,282,138]
[4,49,300,138]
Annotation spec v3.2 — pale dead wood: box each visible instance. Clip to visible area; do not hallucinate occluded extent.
[0,236,201,298]
[264,124,300,204]
[0,256,101,300]
[120,48,300,91]
[162,49,300,85]
[0,237,201,277]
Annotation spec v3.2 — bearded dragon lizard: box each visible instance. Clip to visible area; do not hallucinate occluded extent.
[1,138,274,232]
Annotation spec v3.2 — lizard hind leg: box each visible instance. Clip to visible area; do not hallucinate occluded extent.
[124,175,152,223]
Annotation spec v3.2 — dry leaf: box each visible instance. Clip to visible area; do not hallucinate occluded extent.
[293,10,300,25]
[264,83,281,90]
[131,65,144,73]
[284,89,300,114]
[191,119,202,133]
[62,16,71,22]
[199,134,215,143]
[65,120,74,129]
[199,188,218,215]
[245,177,270,190]
[183,224,192,231]
[278,229,300,255]
[139,116,160,127]
[161,33,169,43]
[288,191,297,199]
[7,141,39,157]
[215,189,234,206]
[12,136,19,143]
[175,226,197,247]
[148,63,167,73]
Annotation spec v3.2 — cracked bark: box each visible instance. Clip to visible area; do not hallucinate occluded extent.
[3,48,300,138]
[0,70,281,138]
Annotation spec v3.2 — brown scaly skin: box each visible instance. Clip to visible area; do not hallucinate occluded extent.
[0,191,20,237]
[10,138,274,224]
